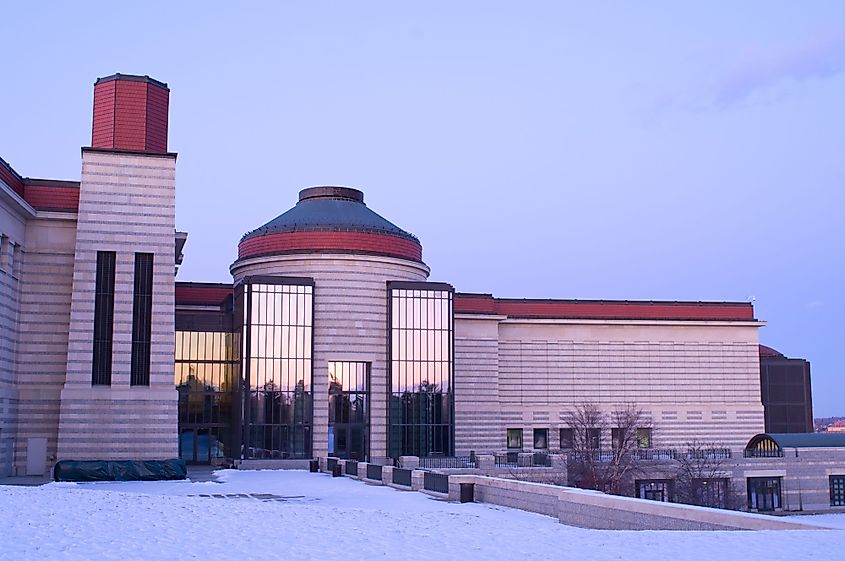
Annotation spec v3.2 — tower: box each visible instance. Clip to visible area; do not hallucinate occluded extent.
[57,74,177,460]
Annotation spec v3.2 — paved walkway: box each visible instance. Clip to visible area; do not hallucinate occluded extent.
[0,474,51,486]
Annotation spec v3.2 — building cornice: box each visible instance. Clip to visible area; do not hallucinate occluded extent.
[454,313,508,321]
[497,317,767,327]
[231,251,431,278]
[33,210,78,221]
[0,178,37,218]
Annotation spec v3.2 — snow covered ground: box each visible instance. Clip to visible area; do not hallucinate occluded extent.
[1,470,842,561]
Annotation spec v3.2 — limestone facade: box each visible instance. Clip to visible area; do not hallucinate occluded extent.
[454,317,766,453]
[0,184,30,475]
[57,150,177,461]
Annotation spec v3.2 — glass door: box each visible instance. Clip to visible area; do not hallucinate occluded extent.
[747,477,782,511]
[328,362,369,461]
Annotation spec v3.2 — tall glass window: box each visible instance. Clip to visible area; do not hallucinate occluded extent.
[328,362,369,460]
[241,280,313,459]
[388,282,454,458]
[175,330,239,463]
[92,251,116,385]
[131,253,154,386]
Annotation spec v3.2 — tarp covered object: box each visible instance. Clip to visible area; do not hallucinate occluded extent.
[53,459,188,482]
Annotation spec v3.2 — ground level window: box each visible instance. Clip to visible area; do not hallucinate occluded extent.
[507,428,523,449]
[636,479,674,502]
[691,478,730,509]
[831,475,845,507]
[533,428,548,449]
[586,428,601,450]
[747,477,782,511]
[559,428,574,449]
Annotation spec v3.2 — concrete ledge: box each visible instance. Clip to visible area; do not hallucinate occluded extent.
[313,461,822,531]
[445,474,822,531]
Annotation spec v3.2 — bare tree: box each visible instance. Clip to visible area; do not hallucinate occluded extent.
[673,440,737,509]
[565,402,652,496]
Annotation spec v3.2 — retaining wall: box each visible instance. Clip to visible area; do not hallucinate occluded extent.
[317,457,821,531]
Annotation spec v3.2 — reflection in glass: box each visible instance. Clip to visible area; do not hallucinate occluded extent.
[328,362,369,460]
[388,286,454,457]
[242,283,313,459]
[175,330,239,463]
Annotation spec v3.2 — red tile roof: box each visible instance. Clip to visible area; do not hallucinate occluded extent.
[23,179,80,212]
[454,293,756,321]
[176,282,233,306]
[759,344,784,358]
[1,156,81,212]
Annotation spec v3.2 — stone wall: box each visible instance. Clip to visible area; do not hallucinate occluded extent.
[316,457,821,530]
[57,150,177,461]
[0,187,29,475]
[730,449,845,512]
[454,316,765,453]
[454,316,502,454]
[14,214,76,474]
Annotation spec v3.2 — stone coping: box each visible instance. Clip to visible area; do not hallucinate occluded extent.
[317,458,823,531]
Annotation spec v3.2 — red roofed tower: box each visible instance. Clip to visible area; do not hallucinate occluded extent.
[91,74,170,153]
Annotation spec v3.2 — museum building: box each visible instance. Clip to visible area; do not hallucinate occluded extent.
[1,74,778,476]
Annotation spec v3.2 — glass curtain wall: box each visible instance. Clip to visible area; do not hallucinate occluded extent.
[328,362,369,460]
[388,282,454,458]
[175,330,239,463]
[241,279,314,459]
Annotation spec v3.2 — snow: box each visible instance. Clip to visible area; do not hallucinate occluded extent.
[787,513,845,530]
[1,470,843,561]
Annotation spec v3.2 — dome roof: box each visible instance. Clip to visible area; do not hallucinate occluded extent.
[236,186,423,264]
[241,186,418,243]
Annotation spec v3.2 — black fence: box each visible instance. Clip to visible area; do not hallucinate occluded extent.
[687,448,733,460]
[424,471,449,493]
[419,456,476,469]
[494,452,549,467]
[345,460,358,476]
[366,463,383,480]
[327,458,338,472]
[393,468,412,487]
[744,448,783,458]
[568,448,734,463]
[633,449,677,461]
[533,452,552,467]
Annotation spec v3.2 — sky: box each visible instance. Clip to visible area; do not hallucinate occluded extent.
[2,1,843,416]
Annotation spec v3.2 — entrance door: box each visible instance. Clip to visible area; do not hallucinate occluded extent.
[180,429,210,464]
[747,477,782,511]
[26,438,47,476]
[636,479,673,502]
[328,362,369,461]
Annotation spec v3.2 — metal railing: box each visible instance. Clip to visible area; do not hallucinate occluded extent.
[533,452,552,467]
[494,452,545,467]
[327,458,338,471]
[392,468,412,487]
[424,471,449,493]
[494,452,519,467]
[419,456,476,469]
[345,460,358,476]
[366,463,383,480]
[744,448,783,458]
[686,448,733,460]
[633,449,677,461]
[568,448,734,462]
